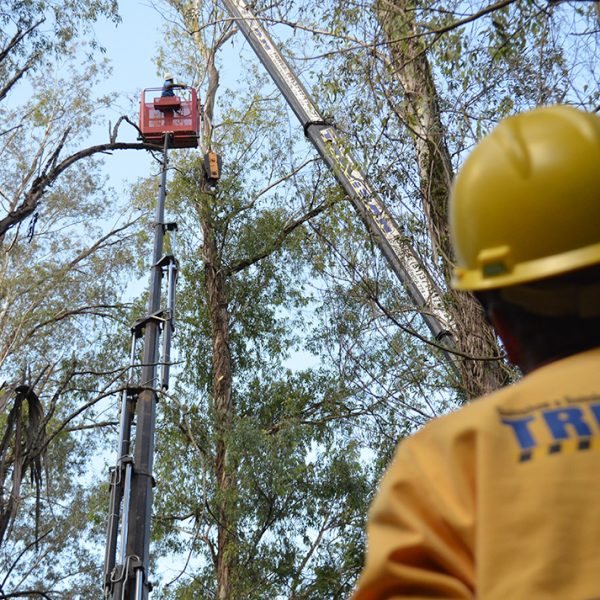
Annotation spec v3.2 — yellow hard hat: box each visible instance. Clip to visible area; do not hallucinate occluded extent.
[450,105,600,291]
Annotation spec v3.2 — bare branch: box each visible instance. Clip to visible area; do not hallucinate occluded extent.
[22,304,127,340]
[110,116,144,143]
[0,140,162,242]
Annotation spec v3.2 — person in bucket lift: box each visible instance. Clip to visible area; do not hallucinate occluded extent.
[352,105,600,599]
[161,72,184,97]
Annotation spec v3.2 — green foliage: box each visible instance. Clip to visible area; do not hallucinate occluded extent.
[0,0,120,58]
[2,0,598,597]
[143,32,455,595]
[0,3,157,595]
[76,1,600,596]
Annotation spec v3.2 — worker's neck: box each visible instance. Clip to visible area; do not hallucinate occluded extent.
[513,342,600,375]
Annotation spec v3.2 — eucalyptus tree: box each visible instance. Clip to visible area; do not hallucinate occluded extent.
[0,0,120,103]
[240,0,600,398]
[371,0,600,396]
[0,96,142,600]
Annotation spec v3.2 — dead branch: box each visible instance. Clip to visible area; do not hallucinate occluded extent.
[0,140,162,242]
[110,116,144,143]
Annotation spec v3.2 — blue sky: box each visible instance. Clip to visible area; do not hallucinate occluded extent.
[94,1,164,118]
[91,2,168,184]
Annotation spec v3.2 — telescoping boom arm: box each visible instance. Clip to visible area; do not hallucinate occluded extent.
[220,0,456,352]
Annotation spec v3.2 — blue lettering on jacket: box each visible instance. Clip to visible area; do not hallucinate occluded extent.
[543,407,592,440]
[499,398,600,461]
[501,416,536,449]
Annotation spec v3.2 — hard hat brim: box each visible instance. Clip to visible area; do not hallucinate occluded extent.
[452,239,600,291]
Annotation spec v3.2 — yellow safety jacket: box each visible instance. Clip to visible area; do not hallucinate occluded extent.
[352,347,600,599]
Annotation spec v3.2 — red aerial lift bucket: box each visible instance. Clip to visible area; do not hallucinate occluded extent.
[139,87,201,149]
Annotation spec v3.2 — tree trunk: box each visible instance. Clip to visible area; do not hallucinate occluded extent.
[198,196,236,600]
[376,0,508,398]
[191,7,238,593]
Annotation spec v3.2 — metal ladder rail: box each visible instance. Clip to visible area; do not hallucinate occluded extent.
[104,134,178,600]
[104,329,140,597]
[158,222,178,391]
[219,0,458,367]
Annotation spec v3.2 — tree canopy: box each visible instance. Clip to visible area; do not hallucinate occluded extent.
[1,0,598,598]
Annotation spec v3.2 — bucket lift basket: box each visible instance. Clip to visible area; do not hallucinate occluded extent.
[139,87,201,149]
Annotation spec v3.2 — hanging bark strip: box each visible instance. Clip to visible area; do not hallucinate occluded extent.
[0,382,46,548]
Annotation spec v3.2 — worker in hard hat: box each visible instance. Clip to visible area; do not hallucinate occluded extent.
[352,105,600,599]
[161,72,184,97]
